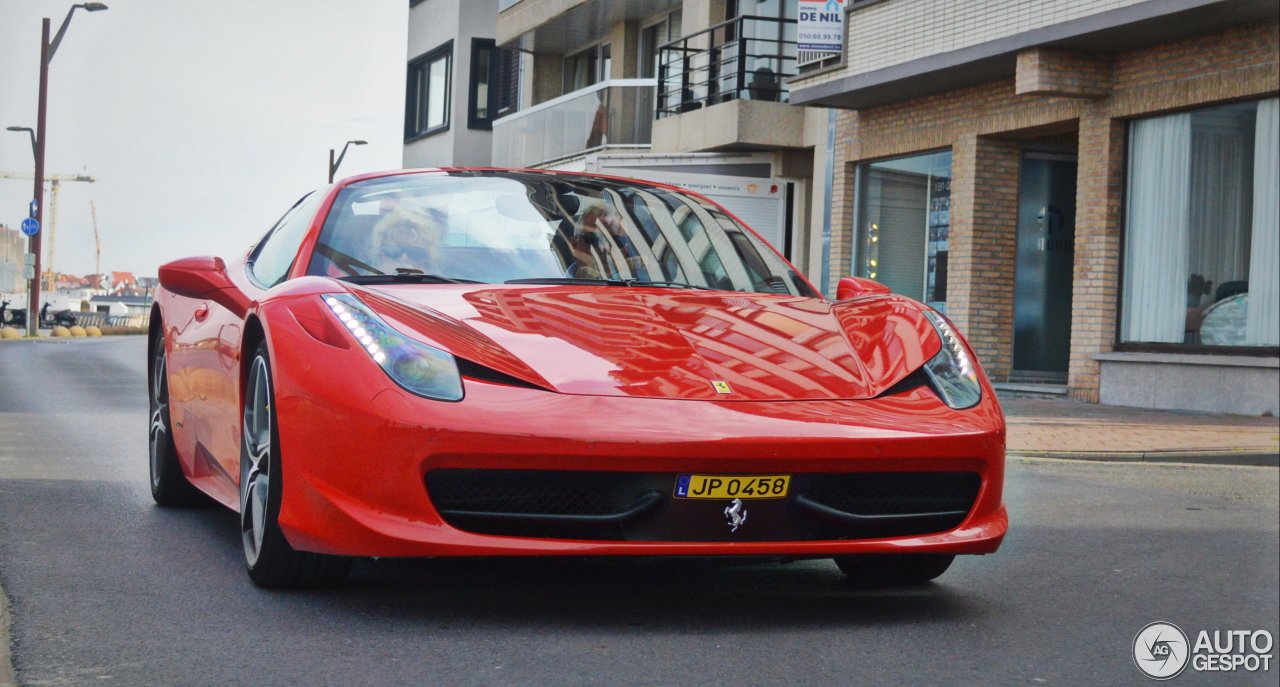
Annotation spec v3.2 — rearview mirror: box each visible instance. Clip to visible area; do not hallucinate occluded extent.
[836,276,891,300]
[158,256,250,317]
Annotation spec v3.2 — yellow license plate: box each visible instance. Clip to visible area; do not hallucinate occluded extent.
[674,474,790,499]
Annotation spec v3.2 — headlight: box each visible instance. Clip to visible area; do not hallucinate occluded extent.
[921,310,981,409]
[322,293,463,402]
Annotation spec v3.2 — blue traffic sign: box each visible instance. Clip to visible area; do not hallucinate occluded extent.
[20,218,39,236]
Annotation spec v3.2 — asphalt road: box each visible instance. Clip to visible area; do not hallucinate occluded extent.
[0,336,1276,686]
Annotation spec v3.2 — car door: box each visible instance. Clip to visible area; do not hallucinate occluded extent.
[186,192,323,487]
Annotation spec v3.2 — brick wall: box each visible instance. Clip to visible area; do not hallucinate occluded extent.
[1069,109,1125,401]
[1016,48,1112,98]
[825,21,1279,398]
[948,135,1021,379]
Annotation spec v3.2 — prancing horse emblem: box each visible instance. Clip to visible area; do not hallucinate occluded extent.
[724,498,747,532]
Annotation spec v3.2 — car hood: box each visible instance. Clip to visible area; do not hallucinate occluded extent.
[353,284,941,401]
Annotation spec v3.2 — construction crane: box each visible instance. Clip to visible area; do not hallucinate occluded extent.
[90,200,101,284]
[0,171,97,287]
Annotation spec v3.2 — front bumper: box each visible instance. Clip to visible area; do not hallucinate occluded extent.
[265,305,1007,558]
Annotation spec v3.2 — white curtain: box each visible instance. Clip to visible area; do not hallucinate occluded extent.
[1246,98,1280,345]
[1123,113,1192,342]
[1188,113,1251,298]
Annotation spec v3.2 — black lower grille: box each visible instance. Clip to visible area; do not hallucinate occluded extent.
[426,469,981,542]
[795,472,980,541]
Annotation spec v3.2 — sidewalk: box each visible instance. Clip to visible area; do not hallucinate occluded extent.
[1002,397,1280,466]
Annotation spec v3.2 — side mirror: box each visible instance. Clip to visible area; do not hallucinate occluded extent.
[158,256,250,317]
[836,276,891,300]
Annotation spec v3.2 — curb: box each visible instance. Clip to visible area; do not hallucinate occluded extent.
[0,579,15,687]
[1009,449,1279,467]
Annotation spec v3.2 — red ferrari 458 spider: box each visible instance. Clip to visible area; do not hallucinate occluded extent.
[151,169,1006,588]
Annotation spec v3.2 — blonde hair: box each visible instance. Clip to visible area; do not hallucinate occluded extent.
[369,204,445,267]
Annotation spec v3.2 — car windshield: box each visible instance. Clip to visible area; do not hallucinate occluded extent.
[306,170,817,296]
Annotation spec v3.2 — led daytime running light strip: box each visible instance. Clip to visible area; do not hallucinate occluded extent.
[921,310,982,409]
[322,293,464,401]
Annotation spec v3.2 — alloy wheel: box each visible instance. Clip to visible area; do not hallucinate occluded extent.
[149,347,169,489]
[241,355,273,566]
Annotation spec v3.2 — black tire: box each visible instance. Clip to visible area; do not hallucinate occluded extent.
[833,554,955,587]
[150,328,211,507]
[240,342,350,589]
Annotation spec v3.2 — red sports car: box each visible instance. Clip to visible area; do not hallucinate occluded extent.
[151,169,1006,588]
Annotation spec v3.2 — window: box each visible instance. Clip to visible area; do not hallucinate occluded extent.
[1121,98,1279,348]
[854,150,952,311]
[250,192,321,288]
[469,41,521,127]
[305,170,809,296]
[405,41,452,140]
[563,44,610,95]
[494,46,521,118]
[641,11,682,79]
[469,39,496,129]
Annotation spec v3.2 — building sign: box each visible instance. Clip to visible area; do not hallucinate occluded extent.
[798,0,846,53]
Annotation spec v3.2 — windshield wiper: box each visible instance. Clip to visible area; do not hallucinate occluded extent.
[505,277,624,286]
[505,277,714,290]
[622,279,714,291]
[343,273,482,285]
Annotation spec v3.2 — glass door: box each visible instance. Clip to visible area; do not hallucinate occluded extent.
[1013,152,1077,377]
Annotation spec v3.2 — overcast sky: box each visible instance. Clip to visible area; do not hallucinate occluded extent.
[0,0,406,279]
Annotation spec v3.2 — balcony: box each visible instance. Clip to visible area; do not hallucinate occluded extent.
[656,15,797,116]
[492,79,655,169]
[650,15,806,153]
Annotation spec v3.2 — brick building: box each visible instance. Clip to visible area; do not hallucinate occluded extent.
[788,0,1278,414]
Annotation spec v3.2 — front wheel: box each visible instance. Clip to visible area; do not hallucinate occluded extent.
[150,328,210,507]
[240,342,350,588]
[833,554,955,587]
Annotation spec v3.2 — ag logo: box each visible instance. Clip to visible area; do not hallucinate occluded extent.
[1134,622,1190,680]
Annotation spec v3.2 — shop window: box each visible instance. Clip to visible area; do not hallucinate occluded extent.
[1121,98,1279,348]
[405,41,452,140]
[854,150,952,311]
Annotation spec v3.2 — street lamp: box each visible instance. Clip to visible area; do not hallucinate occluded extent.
[50,3,109,59]
[5,126,37,160]
[25,2,107,335]
[328,140,367,183]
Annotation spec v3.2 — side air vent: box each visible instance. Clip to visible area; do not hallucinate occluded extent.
[876,367,929,398]
[456,358,548,391]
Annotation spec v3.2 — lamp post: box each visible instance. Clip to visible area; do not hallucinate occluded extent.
[328,140,367,183]
[5,127,37,160]
[26,2,107,336]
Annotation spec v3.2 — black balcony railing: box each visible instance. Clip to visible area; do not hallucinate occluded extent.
[656,15,797,118]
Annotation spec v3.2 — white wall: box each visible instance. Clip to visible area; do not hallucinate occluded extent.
[403,0,497,168]
[801,0,1152,89]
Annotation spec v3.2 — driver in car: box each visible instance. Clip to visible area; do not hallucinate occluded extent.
[368,200,448,274]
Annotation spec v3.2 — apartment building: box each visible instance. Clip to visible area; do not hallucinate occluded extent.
[0,224,28,299]
[403,0,516,168]
[488,0,833,277]
[404,0,1278,415]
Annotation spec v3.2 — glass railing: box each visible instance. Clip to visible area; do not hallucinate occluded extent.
[492,79,656,168]
[657,15,797,117]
